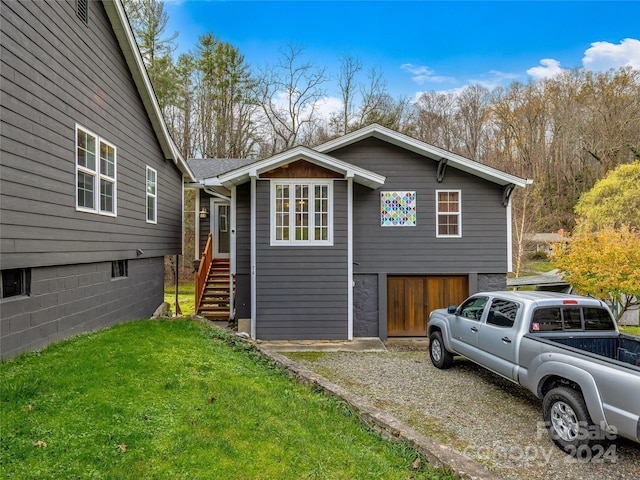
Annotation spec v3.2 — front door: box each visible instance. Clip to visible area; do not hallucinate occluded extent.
[387,275,469,336]
[211,201,230,259]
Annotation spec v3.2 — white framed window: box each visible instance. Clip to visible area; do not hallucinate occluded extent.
[146,166,157,223]
[76,125,116,216]
[270,180,332,245]
[436,190,461,237]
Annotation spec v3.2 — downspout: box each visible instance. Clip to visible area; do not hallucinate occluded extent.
[347,176,354,340]
[250,174,257,339]
[194,190,200,260]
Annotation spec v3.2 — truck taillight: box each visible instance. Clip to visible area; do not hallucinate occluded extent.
[563,299,578,304]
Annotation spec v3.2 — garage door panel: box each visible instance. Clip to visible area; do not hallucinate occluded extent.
[389,276,469,337]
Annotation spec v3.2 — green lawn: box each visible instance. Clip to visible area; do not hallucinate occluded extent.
[620,325,640,337]
[164,281,196,317]
[1,320,453,480]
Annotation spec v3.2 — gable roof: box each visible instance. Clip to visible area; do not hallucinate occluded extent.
[316,124,532,188]
[210,146,386,189]
[102,0,194,182]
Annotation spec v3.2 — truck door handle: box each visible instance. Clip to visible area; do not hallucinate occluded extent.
[501,336,512,344]
[471,327,479,333]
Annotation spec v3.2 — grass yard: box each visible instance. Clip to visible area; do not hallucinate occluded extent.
[620,325,640,336]
[164,282,196,317]
[0,320,453,480]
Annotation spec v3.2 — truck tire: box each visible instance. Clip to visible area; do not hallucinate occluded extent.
[429,331,454,369]
[542,386,594,452]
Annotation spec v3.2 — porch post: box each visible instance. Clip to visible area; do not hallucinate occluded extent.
[230,185,237,319]
[347,175,354,340]
[506,195,513,273]
[250,173,257,339]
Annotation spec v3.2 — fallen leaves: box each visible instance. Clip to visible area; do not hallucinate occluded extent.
[412,457,421,470]
[117,444,127,452]
[33,441,47,448]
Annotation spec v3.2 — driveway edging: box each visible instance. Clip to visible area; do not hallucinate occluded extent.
[254,343,499,480]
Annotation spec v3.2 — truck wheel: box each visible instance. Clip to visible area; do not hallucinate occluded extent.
[429,331,454,369]
[542,386,593,452]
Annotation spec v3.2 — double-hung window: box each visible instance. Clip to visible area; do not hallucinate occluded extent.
[146,166,157,223]
[76,125,116,216]
[436,190,461,237]
[271,181,332,245]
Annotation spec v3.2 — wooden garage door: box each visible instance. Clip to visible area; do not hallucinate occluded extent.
[387,276,469,336]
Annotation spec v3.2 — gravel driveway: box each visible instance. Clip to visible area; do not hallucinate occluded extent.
[286,344,640,480]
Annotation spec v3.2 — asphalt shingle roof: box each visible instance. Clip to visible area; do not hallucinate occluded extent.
[187,158,257,181]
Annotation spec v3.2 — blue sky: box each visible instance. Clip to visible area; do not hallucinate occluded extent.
[164,1,640,100]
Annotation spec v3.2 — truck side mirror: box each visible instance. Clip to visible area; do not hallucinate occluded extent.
[448,305,457,314]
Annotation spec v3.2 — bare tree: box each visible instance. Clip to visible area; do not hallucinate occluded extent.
[413,91,458,150]
[251,43,328,155]
[455,84,490,161]
[336,55,363,135]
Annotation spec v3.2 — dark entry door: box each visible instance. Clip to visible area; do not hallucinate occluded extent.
[387,276,469,336]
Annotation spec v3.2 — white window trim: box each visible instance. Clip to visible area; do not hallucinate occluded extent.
[146,166,158,224]
[75,124,117,217]
[270,179,333,246]
[436,189,462,238]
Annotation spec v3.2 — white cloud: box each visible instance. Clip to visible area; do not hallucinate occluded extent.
[527,59,566,80]
[468,70,520,89]
[310,96,343,123]
[401,64,455,84]
[582,38,640,70]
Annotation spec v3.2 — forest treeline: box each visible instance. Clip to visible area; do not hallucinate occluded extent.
[124,0,640,236]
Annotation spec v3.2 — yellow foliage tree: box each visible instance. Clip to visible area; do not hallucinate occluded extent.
[574,160,640,233]
[551,225,640,322]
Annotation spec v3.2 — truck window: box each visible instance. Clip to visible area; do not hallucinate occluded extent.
[531,308,562,332]
[458,296,488,321]
[583,308,615,331]
[562,307,582,330]
[487,299,519,328]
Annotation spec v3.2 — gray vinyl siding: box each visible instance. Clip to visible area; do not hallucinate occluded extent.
[255,179,349,339]
[234,183,251,319]
[331,138,508,275]
[0,0,182,357]
[0,0,183,270]
[0,257,164,358]
[197,190,212,256]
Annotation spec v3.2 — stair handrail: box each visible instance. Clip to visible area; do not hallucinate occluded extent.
[195,233,213,312]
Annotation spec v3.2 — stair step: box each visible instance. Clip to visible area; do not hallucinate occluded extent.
[196,259,234,320]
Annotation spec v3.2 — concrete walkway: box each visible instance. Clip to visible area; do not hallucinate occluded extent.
[256,337,387,352]
[256,337,431,352]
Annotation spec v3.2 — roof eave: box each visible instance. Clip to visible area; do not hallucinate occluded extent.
[316,124,531,188]
[217,146,385,189]
[102,0,195,182]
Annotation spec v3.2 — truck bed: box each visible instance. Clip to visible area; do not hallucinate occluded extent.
[527,333,640,368]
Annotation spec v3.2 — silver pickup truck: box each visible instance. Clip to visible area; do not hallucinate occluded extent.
[427,291,640,453]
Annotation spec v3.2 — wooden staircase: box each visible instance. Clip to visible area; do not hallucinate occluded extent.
[195,234,235,322]
[197,258,234,321]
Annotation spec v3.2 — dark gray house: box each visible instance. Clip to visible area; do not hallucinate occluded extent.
[189,125,531,340]
[0,0,194,358]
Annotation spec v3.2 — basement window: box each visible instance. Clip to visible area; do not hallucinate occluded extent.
[1,268,31,299]
[111,260,128,279]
